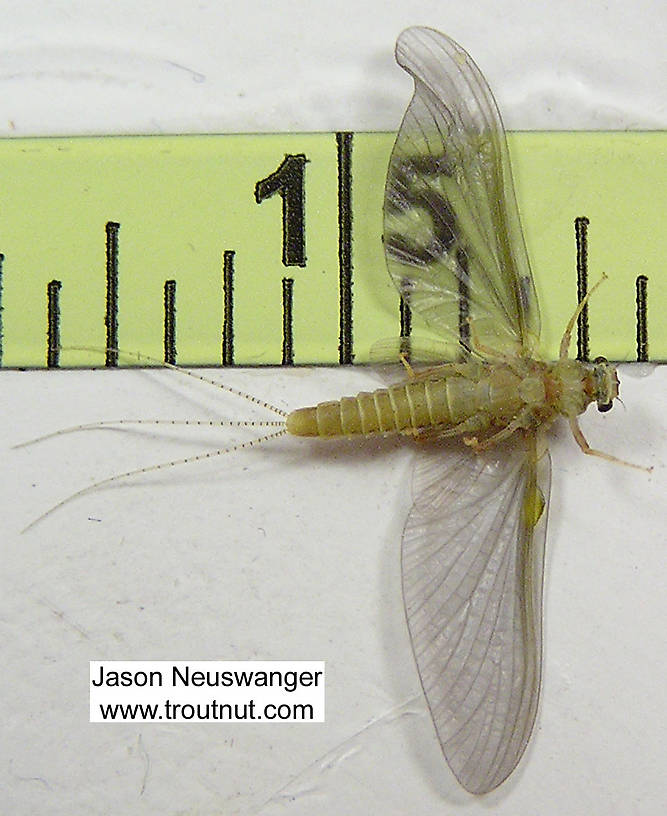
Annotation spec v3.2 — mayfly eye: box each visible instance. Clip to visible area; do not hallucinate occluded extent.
[593,356,608,364]
[597,401,613,413]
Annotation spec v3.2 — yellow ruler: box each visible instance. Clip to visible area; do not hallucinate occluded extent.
[0,131,664,368]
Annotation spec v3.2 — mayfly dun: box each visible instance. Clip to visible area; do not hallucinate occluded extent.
[287,27,647,793]
[20,26,649,795]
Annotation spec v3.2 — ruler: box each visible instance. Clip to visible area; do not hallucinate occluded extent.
[0,131,664,368]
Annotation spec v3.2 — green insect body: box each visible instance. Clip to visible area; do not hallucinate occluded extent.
[285,357,617,443]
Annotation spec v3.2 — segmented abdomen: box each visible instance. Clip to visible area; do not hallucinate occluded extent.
[286,365,522,438]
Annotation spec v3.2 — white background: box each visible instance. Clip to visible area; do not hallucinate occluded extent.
[2,2,665,815]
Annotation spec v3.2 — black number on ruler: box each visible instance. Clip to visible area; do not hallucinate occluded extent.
[255,154,307,267]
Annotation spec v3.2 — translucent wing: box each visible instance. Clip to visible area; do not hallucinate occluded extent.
[384,27,540,359]
[368,335,455,385]
[402,433,551,794]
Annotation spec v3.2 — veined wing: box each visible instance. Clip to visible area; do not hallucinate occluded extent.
[402,433,551,794]
[384,27,540,359]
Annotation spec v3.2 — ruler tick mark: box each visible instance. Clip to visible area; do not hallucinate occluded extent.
[222,250,235,366]
[399,277,412,362]
[575,216,590,362]
[47,279,62,368]
[282,277,294,366]
[105,221,121,367]
[456,249,471,359]
[635,275,648,362]
[337,132,354,364]
[163,279,177,365]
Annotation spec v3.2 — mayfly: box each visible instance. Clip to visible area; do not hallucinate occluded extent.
[22,26,646,795]
[286,27,646,793]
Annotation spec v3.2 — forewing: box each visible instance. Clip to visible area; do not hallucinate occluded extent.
[384,27,540,359]
[402,433,551,794]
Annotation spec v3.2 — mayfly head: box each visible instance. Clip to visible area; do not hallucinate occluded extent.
[591,356,619,412]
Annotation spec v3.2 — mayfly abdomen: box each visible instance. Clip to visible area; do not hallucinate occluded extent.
[285,363,526,439]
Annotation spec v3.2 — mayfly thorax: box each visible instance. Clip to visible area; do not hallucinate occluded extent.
[21,26,649,796]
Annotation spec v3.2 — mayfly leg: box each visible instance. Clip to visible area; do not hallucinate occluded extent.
[559,273,608,360]
[567,415,651,472]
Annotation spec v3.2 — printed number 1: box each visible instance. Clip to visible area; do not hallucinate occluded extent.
[255,154,307,267]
